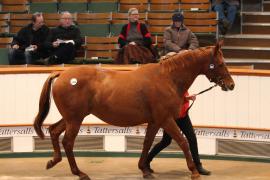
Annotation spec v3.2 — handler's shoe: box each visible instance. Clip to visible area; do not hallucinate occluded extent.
[196,164,211,175]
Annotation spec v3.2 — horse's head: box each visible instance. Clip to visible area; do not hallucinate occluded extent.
[204,41,235,91]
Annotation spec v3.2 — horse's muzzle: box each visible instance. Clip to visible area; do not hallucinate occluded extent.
[228,83,235,90]
[221,82,235,91]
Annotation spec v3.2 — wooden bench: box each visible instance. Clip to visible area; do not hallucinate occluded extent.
[149,0,179,12]
[0,37,13,48]
[183,11,218,39]
[84,36,119,64]
[0,14,10,35]
[180,0,211,11]
[77,13,111,37]
[147,11,218,50]
[119,0,149,12]
[1,0,29,13]
[9,13,32,35]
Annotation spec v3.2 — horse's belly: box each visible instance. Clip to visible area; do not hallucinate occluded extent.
[92,111,147,127]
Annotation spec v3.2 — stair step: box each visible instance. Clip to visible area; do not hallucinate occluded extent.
[223,46,270,50]
[222,48,270,59]
[225,58,270,63]
[242,12,270,23]
[242,23,270,34]
[242,12,270,15]
[224,35,270,47]
[225,34,270,38]
[263,2,270,11]
[243,23,270,25]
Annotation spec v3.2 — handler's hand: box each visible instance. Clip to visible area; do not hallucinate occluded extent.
[52,41,60,48]
[31,45,38,50]
[185,94,196,101]
[12,44,19,49]
[129,42,136,45]
[179,49,189,54]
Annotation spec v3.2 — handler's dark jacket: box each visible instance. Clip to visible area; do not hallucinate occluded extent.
[118,22,152,48]
[11,23,49,52]
[45,25,82,49]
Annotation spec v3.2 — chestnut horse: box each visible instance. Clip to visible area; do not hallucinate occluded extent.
[34,42,234,180]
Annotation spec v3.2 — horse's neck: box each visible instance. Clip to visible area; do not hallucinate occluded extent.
[168,52,208,93]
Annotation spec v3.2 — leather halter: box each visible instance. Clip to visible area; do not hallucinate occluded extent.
[187,49,221,111]
[208,49,223,85]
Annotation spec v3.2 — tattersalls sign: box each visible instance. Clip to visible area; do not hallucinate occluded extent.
[0,125,270,142]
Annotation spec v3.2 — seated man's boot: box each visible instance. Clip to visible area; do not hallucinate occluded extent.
[196,163,211,175]
[43,55,58,65]
[222,18,230,30]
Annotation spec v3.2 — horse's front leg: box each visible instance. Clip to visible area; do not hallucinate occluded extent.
[138,123,159,179]
[162,118,200,179]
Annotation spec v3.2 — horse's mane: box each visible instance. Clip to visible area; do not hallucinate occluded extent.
[159,46,213,73]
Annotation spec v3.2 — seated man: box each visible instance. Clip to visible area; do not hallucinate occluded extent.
[164,12,199,54]
[45,11,82,64]
[8,12,50,65]
[212,0,240,35]
[115,8,158,64]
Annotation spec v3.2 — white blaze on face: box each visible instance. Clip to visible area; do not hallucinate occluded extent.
[70,78,77,86]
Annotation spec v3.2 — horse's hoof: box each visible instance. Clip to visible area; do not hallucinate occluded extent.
[143,173,155,179]
[79,174,91,180]
[191,173,200,179]
[146,167,154,173]
[46,160,54,170]
[140,164,154,173]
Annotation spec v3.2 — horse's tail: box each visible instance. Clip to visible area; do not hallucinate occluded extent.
[34,72,61,139]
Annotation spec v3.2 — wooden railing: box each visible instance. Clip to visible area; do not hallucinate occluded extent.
[1,64,270,76]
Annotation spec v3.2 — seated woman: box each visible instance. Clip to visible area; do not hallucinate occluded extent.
[115,8,158,64]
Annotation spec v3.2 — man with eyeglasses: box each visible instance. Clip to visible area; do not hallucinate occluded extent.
[44,11,82,64]
[115,8,158,64]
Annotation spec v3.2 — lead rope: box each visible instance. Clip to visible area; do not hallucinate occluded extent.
[187,84,218,112]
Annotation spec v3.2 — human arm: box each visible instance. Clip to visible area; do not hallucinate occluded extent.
[185,94,196,101]
[140,23,152,47]
[11,28,28,50]
[33,26,50,51]
[164,28,181,52]
[118,24,128,48]
[72,27,83,48]
[188,32,199,50]
[44,28,56,49]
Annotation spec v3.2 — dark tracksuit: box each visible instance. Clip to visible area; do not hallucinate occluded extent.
[45,25,82,64]
[9,23,50,65]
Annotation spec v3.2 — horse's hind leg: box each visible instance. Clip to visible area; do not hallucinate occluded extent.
[47,118,66,169]
[162,118,200,179]
[62,119,90,180]
[138,124,159,179]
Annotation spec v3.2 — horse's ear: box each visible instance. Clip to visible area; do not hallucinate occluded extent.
[216,39,224,49]
[214,39,224,54]
[218,39,224,47]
